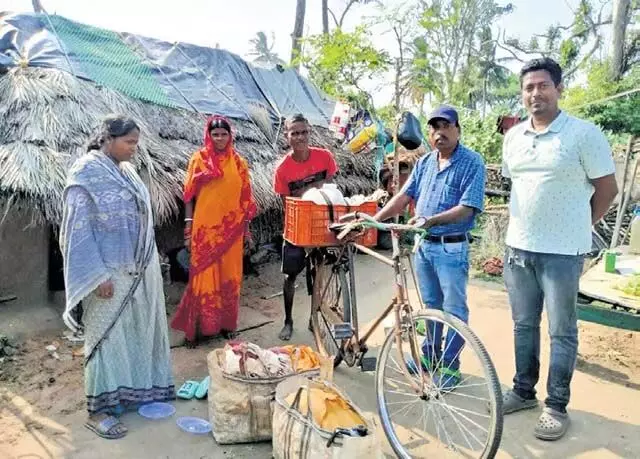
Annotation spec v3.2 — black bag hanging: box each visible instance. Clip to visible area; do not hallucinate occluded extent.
[397,111,423,150]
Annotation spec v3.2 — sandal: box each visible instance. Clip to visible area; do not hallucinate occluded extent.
[85,415,127,439]
[177,380,199,400]
[195,376,210,400]
[500,389,538,414]
[534,407,570,441]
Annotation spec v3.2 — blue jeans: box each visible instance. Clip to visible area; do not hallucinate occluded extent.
[503,246,584,413]
[415,240,470,370]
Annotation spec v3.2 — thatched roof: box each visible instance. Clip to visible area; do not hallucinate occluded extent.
[0,67,376,242]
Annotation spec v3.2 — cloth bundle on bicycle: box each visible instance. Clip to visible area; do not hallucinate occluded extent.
[207,346,320,444]
[273,375,382,458]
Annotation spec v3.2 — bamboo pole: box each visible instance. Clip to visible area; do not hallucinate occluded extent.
[612,154,639,248]
[611,136,635,247]
[392,117,401,224]
[620,136,640,244]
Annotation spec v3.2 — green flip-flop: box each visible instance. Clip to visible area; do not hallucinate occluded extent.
[177,380,199,400]
[195,376,210,400]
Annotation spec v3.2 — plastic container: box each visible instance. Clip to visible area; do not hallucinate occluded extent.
[629,205,640,254]
[283,198,377,248]
[604,250,617,273]
[138,402,176,420]
[176,416,212,435]
[329,101,351,141]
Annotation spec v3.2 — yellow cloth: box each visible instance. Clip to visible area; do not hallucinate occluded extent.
[285,386,364,431]
[279,345,321,372]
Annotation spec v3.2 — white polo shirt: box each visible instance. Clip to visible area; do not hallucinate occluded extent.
[502,111,615,255]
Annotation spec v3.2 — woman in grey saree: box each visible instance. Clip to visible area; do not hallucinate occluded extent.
[60,115,175,439]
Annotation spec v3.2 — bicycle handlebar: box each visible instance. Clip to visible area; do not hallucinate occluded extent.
[335,212,427,241]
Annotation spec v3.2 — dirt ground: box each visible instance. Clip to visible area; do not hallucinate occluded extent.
[1,257,639,458]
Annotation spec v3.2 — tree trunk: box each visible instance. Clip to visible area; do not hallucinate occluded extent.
[610,0,631,80]
[322,0,329,34]
[394,58,402,113]
[291,0,307,69]
[481,76,488,119]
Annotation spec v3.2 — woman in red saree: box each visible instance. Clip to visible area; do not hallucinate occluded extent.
[171,115,257,347]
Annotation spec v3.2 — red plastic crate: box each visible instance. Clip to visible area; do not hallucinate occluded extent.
[284,198,378,248]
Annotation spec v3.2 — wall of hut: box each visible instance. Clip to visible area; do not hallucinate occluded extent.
[0,207,50,303]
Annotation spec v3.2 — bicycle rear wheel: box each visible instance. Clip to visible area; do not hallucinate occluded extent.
[311,255,350,368]
[376,310,503,458]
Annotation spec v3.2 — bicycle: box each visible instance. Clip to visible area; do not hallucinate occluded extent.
[310,212,503,458]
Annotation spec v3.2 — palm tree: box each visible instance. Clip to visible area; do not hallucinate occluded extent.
[475,27,511,116]
[404,36,444,115]
[248,32,285,67]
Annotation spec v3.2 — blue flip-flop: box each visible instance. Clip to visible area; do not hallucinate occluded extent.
[85,415,127,439]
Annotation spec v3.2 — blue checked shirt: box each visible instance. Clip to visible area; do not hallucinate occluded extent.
[402,143,486,236]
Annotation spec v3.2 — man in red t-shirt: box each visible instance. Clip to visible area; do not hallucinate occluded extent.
[273,113,339,340]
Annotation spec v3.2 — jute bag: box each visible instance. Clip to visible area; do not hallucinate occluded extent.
[272,375,382,459]
[207,348,318,444]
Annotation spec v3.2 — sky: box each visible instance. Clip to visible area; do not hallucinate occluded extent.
[3,0,607,107]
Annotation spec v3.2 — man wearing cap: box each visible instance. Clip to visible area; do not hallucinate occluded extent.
[375,105,486,390]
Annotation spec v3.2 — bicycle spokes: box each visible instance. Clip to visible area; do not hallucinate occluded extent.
[377,312,503,458]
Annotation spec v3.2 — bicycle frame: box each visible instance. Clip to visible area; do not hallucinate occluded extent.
[333,228,428,393]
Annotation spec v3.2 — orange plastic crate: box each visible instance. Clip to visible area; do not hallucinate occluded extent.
[284,198,378,248]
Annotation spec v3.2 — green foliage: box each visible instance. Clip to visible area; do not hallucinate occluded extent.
[411,0,515,110]
[297,26,390,109]
[501,0,602,79]
[459,112,507,164]
[559,39,580,69]
[563,61,640,136]
[376,104,400,128]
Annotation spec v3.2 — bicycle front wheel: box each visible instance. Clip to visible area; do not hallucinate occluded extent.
[375,310,503,458]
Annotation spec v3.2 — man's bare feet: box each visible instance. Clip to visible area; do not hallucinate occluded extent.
[279,322,293,340]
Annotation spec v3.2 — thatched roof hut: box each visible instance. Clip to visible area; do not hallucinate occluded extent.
[0,14,377,304]
[0,67,375,238]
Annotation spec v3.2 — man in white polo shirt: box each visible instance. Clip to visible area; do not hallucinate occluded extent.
[501,58,618,440]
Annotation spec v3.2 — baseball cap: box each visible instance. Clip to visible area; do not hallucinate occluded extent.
[427,105,459,125]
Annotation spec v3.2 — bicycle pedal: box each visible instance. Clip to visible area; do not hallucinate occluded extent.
[360,356,377,372]
[332,323,353,340]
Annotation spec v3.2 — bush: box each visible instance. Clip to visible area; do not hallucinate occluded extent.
[460,113,504,164]
[470,213,508,274]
